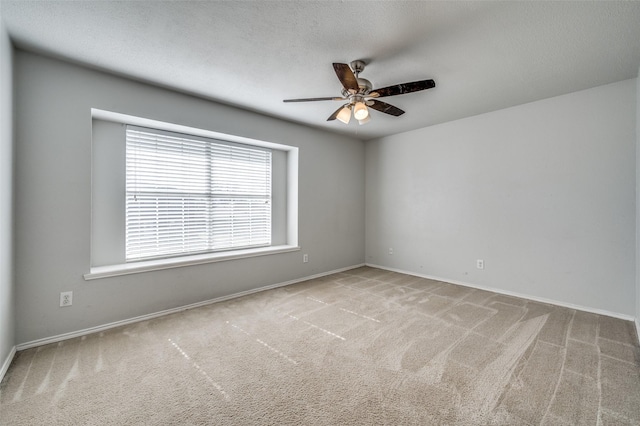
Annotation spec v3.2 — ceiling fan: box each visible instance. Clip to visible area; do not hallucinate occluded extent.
[283,60,435,125]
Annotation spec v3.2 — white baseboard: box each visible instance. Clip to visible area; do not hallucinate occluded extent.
[16,263,365,351]
[366,263,636,322]
[0,346,16,384]
[636,319,640,346]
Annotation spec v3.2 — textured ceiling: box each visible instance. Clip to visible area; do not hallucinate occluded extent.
[2,1,640,140]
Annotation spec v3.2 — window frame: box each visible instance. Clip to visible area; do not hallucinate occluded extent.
[85,109,299,280]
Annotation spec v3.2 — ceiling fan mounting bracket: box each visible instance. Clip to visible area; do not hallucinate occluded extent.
[350,60,367,76]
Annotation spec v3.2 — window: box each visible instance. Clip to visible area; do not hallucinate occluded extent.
[86,109,299,280]
[126,127,272,261]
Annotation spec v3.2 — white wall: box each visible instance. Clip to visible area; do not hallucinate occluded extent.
[14,51,365,344]
[366,79,637,316]
[0,11,15,369]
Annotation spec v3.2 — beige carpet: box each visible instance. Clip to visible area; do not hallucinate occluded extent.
[1,267,639,425]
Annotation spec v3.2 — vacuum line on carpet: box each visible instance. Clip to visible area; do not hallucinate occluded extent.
[339,307,381,323]
[226,322,298,365]
[168,339,229,400]
[286,314,346,341]
[306,296,381,323]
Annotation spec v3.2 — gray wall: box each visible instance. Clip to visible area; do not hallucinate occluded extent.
[14,51,365,344]
[637,67,640,334]
[366,79,637,316]
[0,12,15,367]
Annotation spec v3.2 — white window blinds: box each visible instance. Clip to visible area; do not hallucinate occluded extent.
[126,127,272,261]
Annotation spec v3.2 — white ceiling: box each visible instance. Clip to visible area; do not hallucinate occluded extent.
[2,1,640,140]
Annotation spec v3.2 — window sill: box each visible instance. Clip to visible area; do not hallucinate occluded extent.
[84,245,300,280]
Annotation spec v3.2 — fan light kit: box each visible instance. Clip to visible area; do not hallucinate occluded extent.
[284,60,435,125]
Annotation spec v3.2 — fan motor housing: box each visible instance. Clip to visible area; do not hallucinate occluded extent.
[342,78,372,98]
[357,78,372,92]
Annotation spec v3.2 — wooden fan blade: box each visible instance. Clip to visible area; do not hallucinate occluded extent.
[283,97,345,102]
[333,63,359,92]
[369,100,405,116]
[327,105,346,121]
[371,79,435,98]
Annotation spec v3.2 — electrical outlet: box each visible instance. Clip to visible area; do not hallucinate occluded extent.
[303,254,309,263]
[388,248,393,255]
[476,259,484,270]
[60,291,73,307]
